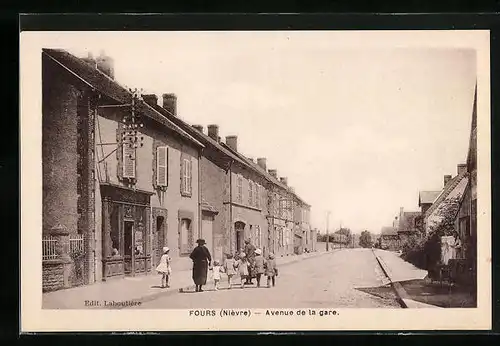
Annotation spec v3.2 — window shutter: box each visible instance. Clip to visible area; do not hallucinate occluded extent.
[188,159,193,194]
[156,146,168,187]
[123,135,136,178]
[180,158,185,194]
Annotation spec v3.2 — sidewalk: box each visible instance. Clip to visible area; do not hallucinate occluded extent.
[373,249,475,308]
[43,249,331,309]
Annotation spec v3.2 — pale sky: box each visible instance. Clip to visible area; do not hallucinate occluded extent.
[42,31,477,234]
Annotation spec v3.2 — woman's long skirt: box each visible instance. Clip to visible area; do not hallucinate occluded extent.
[192,260,209,285]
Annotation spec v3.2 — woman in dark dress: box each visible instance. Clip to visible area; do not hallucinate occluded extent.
[189,239,212,292]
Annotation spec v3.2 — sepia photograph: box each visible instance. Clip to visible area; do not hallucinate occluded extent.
[20,29,491,331]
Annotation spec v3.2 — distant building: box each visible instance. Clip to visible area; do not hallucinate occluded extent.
[394,207,423,243]
[418,191,440,214]
[379,226,400,251]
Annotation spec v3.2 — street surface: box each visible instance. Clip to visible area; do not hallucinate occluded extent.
[136,248,401,309]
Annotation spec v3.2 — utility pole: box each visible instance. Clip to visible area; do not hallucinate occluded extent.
[326,211,331,251]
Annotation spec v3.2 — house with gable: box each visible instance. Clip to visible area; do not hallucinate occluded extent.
[393,207,423,243]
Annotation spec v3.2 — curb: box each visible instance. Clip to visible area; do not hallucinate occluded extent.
[372,249,441,309]
[106,250,334,309]
[371,249,408,308]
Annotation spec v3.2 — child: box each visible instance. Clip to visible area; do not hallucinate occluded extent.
[155,247,172,288]
[210,260,224,290]
[253,249,266,287]
[234,253,249,289]
[224,253,237,289]
[265,253,277,288]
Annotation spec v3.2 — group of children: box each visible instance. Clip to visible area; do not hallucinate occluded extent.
[155,246,279,291]
[210,249,278,290]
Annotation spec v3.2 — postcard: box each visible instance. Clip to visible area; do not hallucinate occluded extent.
[20,29,491,332]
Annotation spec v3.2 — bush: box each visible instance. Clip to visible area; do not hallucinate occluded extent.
[400,233,442,271]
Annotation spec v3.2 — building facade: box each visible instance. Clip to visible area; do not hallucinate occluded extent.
[42,48,312,292]
[454,84,477,286]
[42,49,204,291]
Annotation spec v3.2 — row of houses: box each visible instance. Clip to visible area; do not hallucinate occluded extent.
[41,49,316,292]
[378,85,477,284]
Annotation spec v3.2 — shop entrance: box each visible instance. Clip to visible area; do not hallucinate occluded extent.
[123,220,134,275]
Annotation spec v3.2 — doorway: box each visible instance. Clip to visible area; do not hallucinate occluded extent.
[235,221,245,253]
[124,220,134,274]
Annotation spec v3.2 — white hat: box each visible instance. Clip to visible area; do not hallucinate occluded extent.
[255,249,262,255]
[163,247,170,253]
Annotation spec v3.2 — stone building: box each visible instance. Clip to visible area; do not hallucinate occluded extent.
[42,49,203,291]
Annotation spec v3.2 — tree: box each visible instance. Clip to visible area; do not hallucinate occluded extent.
[358,230,373,248]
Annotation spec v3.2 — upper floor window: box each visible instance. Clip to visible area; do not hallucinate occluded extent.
[255,184,260,209]
[122,133,136,179]
[156,146,169,187]
[181,158,192,196]
[248,181,254,206]
[237,176,243,203]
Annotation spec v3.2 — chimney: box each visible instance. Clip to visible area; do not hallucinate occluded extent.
[207,125,219,141]
[247,157,254,163]
[257,158,267,170]
[96,51,115,79]
[192,125,204,133]
[142,94,158,106]
[162,93,177,116]
[82,52,97,68]
[226,136,238,152]
[268,169,277,178]
[444,175,452,187]
[280,177,288,185]
[457,163,467,175]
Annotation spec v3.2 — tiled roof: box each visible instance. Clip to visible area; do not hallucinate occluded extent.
[150,102,309,206]
[42,49,203,148]
[425,171,469,219]
[418,191,441,205]
[381,227,397,236]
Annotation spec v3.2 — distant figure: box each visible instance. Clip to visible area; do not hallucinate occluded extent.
[155,247,172,288]
[112,248,120,257]
[253,249,266,288]
[265,253,278,288]
[224,253,237,289]
[189,239,212,292]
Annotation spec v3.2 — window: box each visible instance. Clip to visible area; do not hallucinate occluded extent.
[255,184,260,209]
[181,158,192,195]
[179,218,192,254]
[122,133,136,178]
[156,146,169,187]
[237,176,243,203]
[248,181,253,206]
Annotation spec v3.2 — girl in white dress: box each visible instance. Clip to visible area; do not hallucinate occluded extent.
[156,247,172,288]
